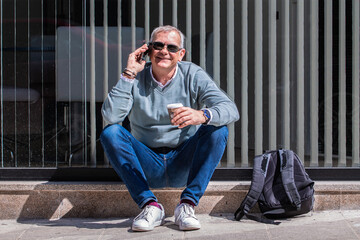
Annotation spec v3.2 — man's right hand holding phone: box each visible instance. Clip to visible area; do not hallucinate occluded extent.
[123,44,150,79]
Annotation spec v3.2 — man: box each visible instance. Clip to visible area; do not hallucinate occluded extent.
[100,25,239,232]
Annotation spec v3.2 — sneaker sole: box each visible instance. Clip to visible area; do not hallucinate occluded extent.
[179,225,201,231]
[176,222,201,231]
[132,220,164,232]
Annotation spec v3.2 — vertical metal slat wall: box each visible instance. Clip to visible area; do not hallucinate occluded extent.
[296,0,305,162]
[227,0,235,167]
[353,0,360,167]
[309,0,319,167]
[0,0,359,171]
[240,0,248,167]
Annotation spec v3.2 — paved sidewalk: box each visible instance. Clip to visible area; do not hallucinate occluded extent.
[1,210,360,240]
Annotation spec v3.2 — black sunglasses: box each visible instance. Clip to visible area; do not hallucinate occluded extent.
[150,41,182,53]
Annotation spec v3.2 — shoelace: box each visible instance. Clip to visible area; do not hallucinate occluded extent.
[134,206,156,222]
[178,204,198,220]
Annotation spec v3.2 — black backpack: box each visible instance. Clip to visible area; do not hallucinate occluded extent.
[234,149,315,224]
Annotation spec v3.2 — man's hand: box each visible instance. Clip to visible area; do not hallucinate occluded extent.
[125,44,149,77]
[171,107,206,128]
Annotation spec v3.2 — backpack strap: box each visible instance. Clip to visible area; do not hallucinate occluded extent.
[235,153,273,223]
[279,149,302,210]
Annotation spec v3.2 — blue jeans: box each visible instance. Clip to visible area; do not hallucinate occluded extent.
[100,124,228,208]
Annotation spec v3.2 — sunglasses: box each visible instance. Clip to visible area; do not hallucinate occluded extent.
[150,41,182,53]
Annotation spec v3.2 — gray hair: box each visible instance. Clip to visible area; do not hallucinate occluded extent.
[150,25,185,48]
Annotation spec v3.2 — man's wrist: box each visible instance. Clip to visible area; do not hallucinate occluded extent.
[123,68,137,79]
[201,109,211,125]
[120,73,135,83]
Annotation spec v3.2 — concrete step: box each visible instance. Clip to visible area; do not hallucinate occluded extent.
[0,181,359,219]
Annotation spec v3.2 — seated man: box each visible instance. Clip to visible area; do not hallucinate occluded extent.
[100,25,239,232]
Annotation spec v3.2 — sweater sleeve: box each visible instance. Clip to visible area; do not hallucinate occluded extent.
[193,70,240,126]
[101,75,134,124]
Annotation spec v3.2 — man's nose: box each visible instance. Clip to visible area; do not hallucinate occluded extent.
[160,46,169,54]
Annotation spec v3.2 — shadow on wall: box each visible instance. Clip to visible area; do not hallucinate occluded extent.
[9,183,251,221]
[13,185,136,221]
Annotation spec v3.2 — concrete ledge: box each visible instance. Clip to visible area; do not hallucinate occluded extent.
[1,181,360,219]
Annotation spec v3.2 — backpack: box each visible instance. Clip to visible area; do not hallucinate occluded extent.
[234,149,315,224]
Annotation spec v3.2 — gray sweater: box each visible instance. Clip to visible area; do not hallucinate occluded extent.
[102,61,239,148]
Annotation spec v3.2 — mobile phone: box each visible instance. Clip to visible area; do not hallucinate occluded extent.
[141,43,152,61]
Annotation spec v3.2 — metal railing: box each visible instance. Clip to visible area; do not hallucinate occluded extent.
[0,0,359,169]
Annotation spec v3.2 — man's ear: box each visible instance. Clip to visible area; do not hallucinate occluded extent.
[178,49,186,61]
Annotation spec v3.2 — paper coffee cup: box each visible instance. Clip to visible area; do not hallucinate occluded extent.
[167,103,183,120]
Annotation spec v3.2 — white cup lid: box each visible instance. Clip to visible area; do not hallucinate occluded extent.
[167,103,183,109]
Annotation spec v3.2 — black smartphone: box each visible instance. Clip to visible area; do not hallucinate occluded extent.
[141,43,152,61]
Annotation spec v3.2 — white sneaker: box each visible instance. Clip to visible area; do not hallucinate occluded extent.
[174,203,201,231]
[132,203,165,232]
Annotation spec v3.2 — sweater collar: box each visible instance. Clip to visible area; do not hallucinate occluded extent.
[150,64,178,88]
